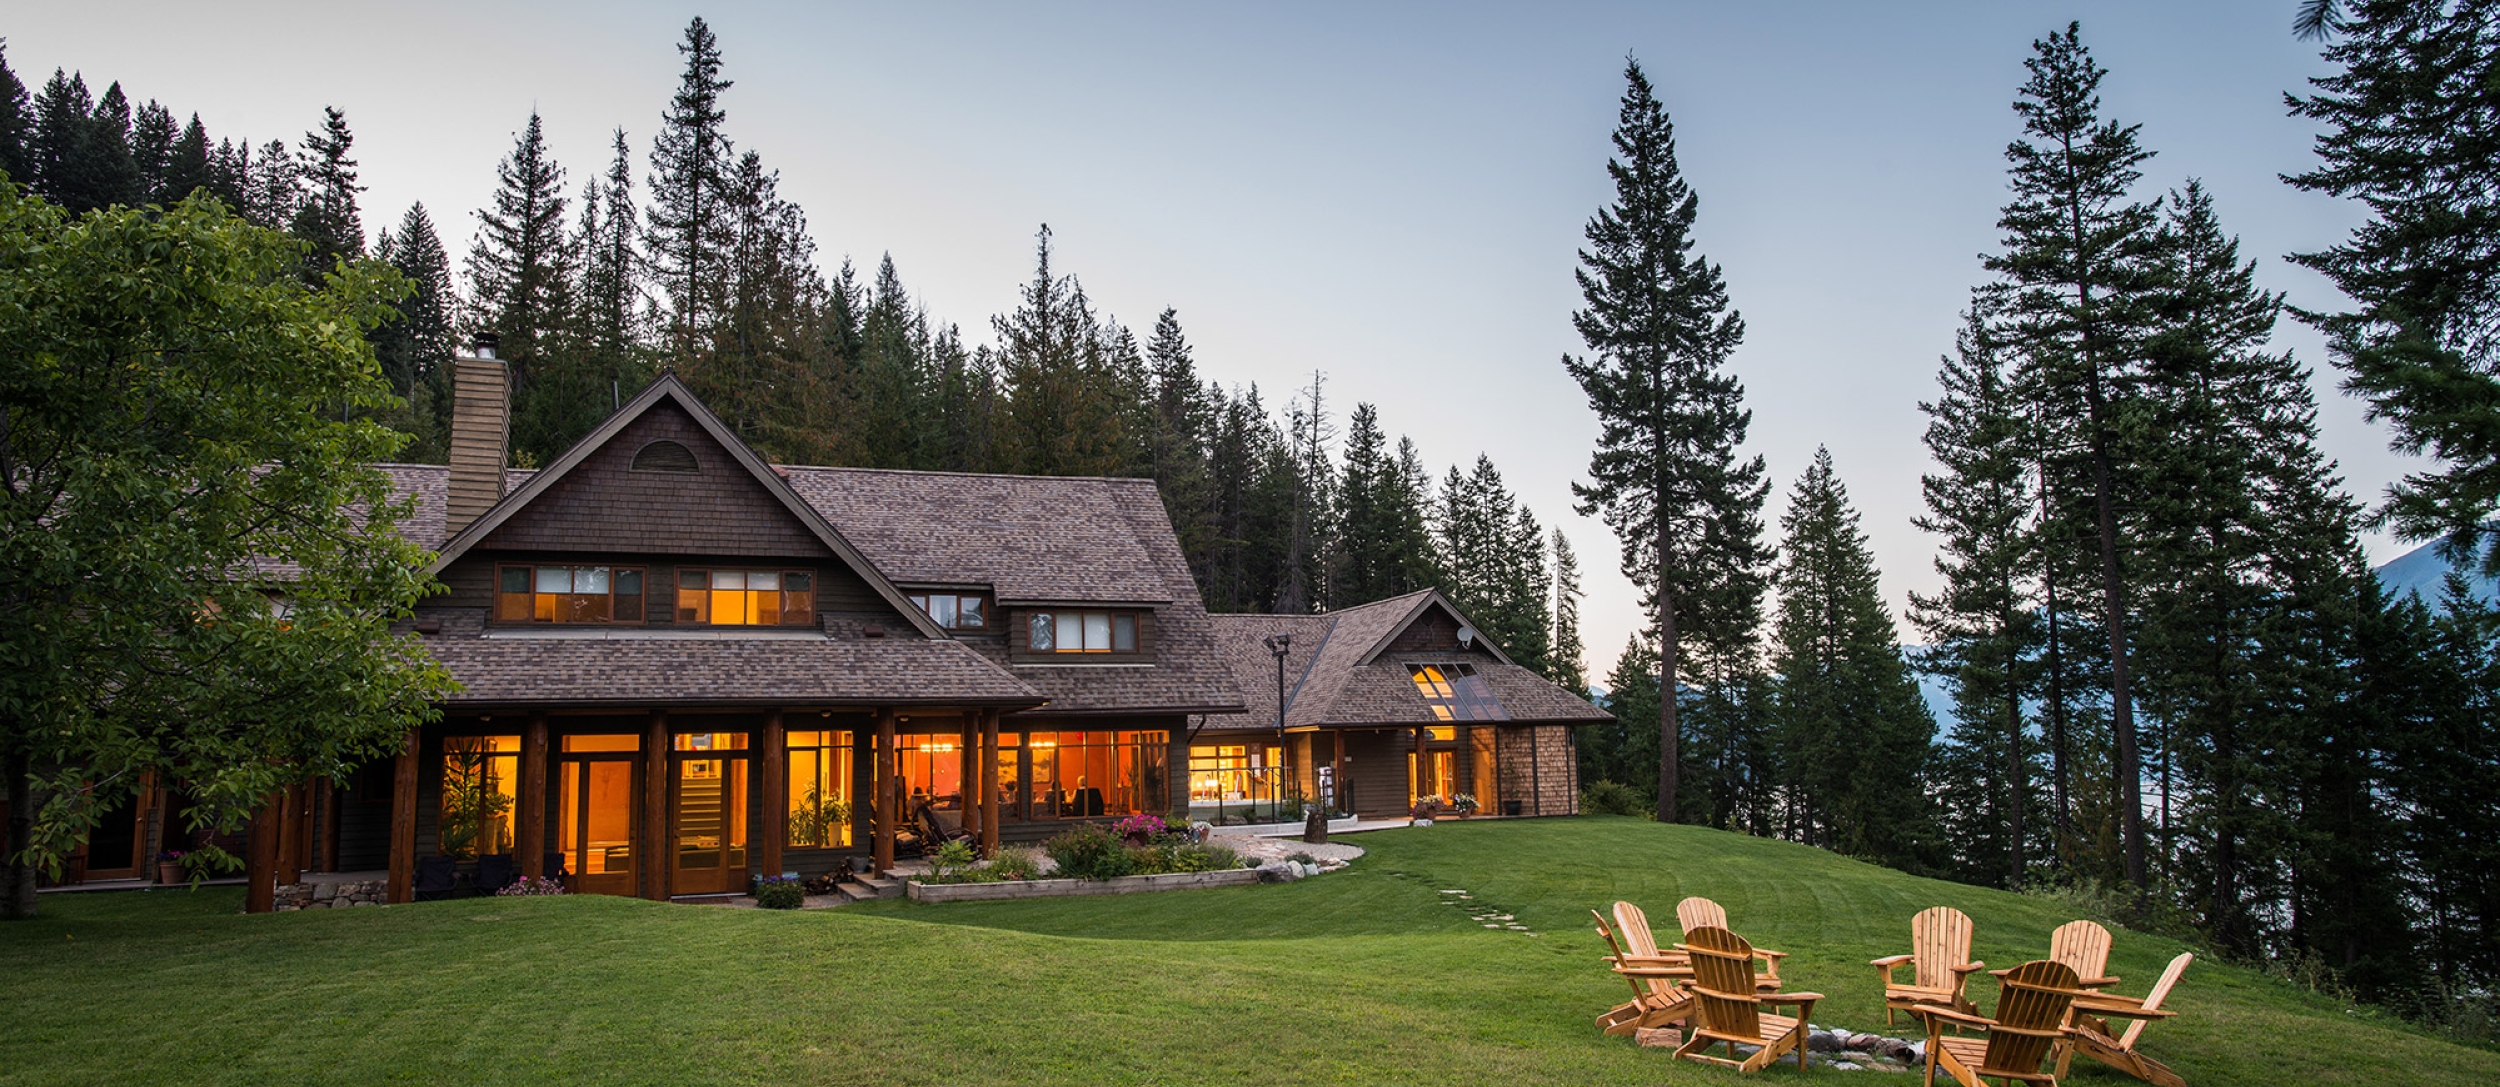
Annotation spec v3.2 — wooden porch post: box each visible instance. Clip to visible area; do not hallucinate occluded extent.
[760,709,787,880]
[1413,725,1429,811]
[644,710,669,901]
[245,792,281,914]
[273,782,302,887]
[518,712,548,879]
[980,710,1001,857]
[1456,725,1474,806]
[956,714,975,816]
[1330,732,1346,818]
[317,776,340,873]
[873,708,897,874]
[387,727,419,904]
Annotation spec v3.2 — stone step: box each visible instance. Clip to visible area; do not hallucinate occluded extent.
[850,875,904,900]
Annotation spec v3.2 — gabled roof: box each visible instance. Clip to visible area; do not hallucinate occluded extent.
[423,373,948,641]
[1200,589,1610,731]
[781,468,1175,604]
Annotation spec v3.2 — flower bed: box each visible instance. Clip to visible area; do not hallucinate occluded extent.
[907,867,1265,903]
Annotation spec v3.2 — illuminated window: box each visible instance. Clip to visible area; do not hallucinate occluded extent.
[439,736,520,859]
[677,569,815,626]
[496,565,644,623]
[907,592,990,630]
[1027,610,1141,653]
[787,730,854,848]
[1408,663,1508,722]
[1027,731,1168,818]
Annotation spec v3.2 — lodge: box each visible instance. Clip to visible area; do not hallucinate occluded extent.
[51,341,1608,908]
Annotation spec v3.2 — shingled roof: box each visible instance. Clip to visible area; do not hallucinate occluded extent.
[1200,589,1611,731]
[781,468,1174,604]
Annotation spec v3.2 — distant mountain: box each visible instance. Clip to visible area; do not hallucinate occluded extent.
[2374,537,2500,609]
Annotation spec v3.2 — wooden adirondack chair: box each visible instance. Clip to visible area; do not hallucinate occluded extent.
[2056,952,2192,1087]
[1914,959,2089,1087]
[1676,896,1788,988]
[1671,925,1824,1073]
[1592,909,1693,1036]
[1614,901,1691,973]
[2049,919,2119,989]
[1875,906,1988,1024]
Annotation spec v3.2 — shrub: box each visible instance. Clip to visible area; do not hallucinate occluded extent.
[752,875,805,910]
[1169,843,1238,873]
[1045,823,1135,880]
[1450,792,1479,815]
[496,876,567,897]
[1113,813,1169,845]
[926,839,981,883]
[983,848,1044,882]
[1580,780,1649,817]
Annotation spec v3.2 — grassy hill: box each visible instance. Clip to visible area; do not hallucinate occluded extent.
[3,818,2491,1085]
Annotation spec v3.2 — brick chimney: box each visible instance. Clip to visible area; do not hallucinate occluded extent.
[444,333,511,534]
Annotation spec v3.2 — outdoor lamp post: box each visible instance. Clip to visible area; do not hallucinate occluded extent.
[1268,632,1327,845]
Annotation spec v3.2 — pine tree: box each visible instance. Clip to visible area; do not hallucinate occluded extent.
[243,137,298,231]
[129,98,173,203]
[1550,528,1589,696]
[1583,635,1663,806]
[467,110,580,464]
[994,226,1138,478]
[160,114,215,205]
[1327,403,1437,607]
[0,44,27,187]
[714,147,827,453]
[645,16,734,356]
[1989,23,2162,886]
[1912,295,2041,887]
[1435,455,1549,669]
[372,204,457,462]
[2288,0,2500,570]
[1278,371,1336,613]
[1145,309,1218,582]
[27,69,91,207]
[1564,58,1771,822]
[1767,447,1938,869]
[573,127,645,423]
[290,106,364,280]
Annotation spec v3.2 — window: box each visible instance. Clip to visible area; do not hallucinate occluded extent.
[630,439,699,473]
[677,569,815,626]
[1028,731,1168,818]
[1409,663,1509,722]
[1026,610,1140,653]
[907,592,989,630]
[440,736,519,859]
[496,565,644,623]
[787,730,854,848]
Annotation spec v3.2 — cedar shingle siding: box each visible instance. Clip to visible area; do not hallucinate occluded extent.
[478,402,834,559]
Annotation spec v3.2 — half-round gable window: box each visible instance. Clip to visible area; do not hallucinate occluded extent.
[630,439,700,474]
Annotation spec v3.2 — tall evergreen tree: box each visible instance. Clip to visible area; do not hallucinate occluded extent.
[1988,23,2162,885]
[2289,0,2500,571]
[0,44,27,187]
[1550,528,1589,696]
[646,16,734,356]
[27,70,90,208]
[1277,371,1336,613]
[1328,403,1437,607]
[159,114,214,205]
[241,138,298,230]
[1145,309,1218,582]
[372,204,457,462]
[290,106,364,280]
[1435,455,1550,671]
[466,110,580,464]
[1564,58,1771,822]
[76,83,140,210]
[573,127,645,425]
[994,226,1137,478]
[129,98,173,203]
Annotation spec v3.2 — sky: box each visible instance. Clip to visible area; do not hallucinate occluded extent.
[5,1,2409,677]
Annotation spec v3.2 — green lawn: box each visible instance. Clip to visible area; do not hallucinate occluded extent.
[3,818,2489,1085]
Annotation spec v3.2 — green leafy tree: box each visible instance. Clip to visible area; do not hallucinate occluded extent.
[2287,0,2500,571]
[1564,58,1771,822]
[0,185,452,919]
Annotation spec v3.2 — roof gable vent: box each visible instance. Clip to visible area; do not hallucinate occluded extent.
[630,439,700,474]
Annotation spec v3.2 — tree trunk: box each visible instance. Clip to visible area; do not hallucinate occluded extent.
[2084,375,2145,889]
[4,743,37,920]
[2040,461,2072,859]
[1656,531,1681,824]
[2006,610,2026,890]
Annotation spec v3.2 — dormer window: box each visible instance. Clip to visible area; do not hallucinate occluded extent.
[497,564,645,623]
[908,592,990,630]
[677,569,815,626]
[1409,663,1507,722]
[1029,610,1139,653]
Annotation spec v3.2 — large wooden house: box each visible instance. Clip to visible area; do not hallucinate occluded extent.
[56,343,1604,909]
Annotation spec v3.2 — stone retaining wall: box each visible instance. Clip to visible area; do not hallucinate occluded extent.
[907,868,1263,902]
[273,877,388,911]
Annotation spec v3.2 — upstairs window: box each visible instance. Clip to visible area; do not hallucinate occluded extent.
[497,565,644,623]
[908,592,990,630]
[1409,663,1508,722]
[630,439,700,473]
[1028,610,1139,653]
[678,569,815,626]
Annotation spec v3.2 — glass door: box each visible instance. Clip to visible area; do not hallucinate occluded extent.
[670,733,749,896]
[559,738,641,897]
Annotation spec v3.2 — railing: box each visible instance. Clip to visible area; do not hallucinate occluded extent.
[1185,764,1345,825]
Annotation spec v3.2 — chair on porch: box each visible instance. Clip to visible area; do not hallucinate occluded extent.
[1670,925,1823,1073]
[473,854,517,896]
[1676,897,1788,988]
[919,800,974,846]
[1914,959,2091,1087]
[1874,906,1987,1024]
[413,855,457,902]
[1592,908,1692,1036]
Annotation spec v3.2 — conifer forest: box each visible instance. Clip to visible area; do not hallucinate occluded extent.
[7,2,2500,1030]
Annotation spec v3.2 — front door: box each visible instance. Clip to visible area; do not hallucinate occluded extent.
[558,753,640,897]
[670,733,750,896]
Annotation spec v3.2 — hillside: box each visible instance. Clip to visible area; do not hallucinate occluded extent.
[5,819,2491,1085]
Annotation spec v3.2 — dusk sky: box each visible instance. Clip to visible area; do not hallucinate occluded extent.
[7,2,2400,675]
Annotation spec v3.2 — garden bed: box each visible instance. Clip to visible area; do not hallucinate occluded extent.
[907,868,1264,902]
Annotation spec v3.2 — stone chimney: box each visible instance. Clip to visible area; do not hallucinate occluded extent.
[444,333,511,534]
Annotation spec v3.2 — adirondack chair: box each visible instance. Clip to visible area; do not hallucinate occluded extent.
[2049,919,2119,988]
[1914,959,2089,1087]
[1591,909,1693,1036]
[1671,925,1824,1073]
[1676,896,1788,988]
[1874,906,1988,1024]
[1613,901,1691,972]
[2056,952,2192,1087]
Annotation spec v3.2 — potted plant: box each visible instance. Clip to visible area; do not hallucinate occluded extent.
[155,851,186,885]
[1451,793,1480,819]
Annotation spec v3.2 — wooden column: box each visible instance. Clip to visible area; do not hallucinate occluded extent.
[273,782,302,887]
[644,710,669,900]
[873,708,897,873]
[760,709,787,880]
[1456,725,1474,805]
[518,712,548,879]
[1330,732,1346,818]
[957,715,975,814]
[245,792,281,914]
[317,776,340,873]
[387,727,419,904]
[1413,725,1430,810]
[980,710,1001,857]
